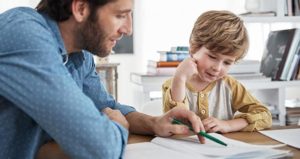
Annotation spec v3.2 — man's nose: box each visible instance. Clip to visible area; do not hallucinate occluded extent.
[120,15,133,36]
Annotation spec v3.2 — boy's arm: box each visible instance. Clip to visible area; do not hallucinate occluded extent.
[227,77,272,131]
[202,117,248,133]
[171,74,188,102]
[162,79,189,113]
[171,57,198,102]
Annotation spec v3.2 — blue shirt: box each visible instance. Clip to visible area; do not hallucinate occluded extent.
[0,7,135,159]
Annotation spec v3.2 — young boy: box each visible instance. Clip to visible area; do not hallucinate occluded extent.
[162,10,272,133]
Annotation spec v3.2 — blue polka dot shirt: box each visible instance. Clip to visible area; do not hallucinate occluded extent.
[0,7,135,159]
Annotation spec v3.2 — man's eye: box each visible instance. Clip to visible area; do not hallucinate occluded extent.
[117,14,126,19]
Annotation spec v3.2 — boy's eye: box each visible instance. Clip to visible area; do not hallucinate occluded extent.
[224,61,233,65]
[208,55,216,59]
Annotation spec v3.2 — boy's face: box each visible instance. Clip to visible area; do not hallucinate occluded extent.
[192,46,236,82]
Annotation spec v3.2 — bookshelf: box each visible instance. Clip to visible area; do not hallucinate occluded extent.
[241,0,300,23]
[130,72,300,126]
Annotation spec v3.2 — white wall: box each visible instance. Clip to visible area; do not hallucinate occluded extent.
[0,0,40,13]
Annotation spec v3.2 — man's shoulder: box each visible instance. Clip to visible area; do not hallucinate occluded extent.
[1,7,42,20]
[1,7,47,31]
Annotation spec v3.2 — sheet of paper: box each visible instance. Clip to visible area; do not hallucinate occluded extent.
[151,133,285,158]
[260,128,300,149]
[124,142,210,159]
[124,133,290,159]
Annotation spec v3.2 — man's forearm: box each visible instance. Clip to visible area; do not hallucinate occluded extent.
[125,111,157,135]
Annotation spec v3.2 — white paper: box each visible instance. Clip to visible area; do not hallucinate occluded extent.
[124,133,290,159]
[260,128,300,149]
[124,142,210,159]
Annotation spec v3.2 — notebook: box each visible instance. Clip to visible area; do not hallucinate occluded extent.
[124,133,291,159]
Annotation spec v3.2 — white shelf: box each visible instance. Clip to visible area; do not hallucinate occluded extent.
[240,80,300,90]
[242,16,300,23]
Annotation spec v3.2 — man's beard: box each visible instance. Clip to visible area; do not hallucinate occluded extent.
[76,17,111,57]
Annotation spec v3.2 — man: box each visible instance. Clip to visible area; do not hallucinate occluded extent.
[0,0,204,158]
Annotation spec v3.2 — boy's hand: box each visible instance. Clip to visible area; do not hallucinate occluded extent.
[202,117,231,133]
[171,57,199,102]
[102,107,129,130]
[174,57,199,83]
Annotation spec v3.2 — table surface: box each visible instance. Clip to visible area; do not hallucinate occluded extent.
[128,126,300,159]
[36,126,300,159]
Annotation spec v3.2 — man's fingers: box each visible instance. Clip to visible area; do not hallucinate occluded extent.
[169,108,202,133]
[169,125,190,135]
[102,107,113,114]
[197,134,206,144]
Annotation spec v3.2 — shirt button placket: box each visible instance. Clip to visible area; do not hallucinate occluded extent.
[199,92,206,116]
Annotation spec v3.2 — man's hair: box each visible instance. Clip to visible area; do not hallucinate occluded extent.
[189,10,249,61]
[36,0,116,22]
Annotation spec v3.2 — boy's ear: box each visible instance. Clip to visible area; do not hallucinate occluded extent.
[71,0,90,22]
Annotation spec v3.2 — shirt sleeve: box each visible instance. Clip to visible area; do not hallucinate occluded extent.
[82,52,136,115]
[162,78,189,113]
[226,77,272,131]
[0,10,127,158]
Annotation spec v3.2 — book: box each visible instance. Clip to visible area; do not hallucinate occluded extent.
[285,98,300,108]
[158,52,189,62]
[147,60,181,67]
[124,134,291,159]
[286,51,300,80]
[279,29,300,80]
[294,0,300,16]
[260,28,298,80]
[170,46,189,52]
[147,66,176,75]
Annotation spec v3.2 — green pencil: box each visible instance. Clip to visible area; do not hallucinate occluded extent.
[171,118,227,146]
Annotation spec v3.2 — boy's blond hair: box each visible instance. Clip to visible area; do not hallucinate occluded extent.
[189,10,249,61]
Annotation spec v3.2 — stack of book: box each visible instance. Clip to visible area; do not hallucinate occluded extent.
[260,28,300,81]
[147,46,189,75]
[285,98,300,125]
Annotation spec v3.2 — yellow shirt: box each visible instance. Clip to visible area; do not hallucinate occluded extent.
[162,75,272,131]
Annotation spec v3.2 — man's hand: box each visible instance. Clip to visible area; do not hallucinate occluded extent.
[152,107,206,144]
[102,107,129,130]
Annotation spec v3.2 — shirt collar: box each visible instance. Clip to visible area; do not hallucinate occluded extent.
[40,12,87,63]
[40,13,67,56]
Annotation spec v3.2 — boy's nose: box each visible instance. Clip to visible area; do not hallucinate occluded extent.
[212,62,222,72]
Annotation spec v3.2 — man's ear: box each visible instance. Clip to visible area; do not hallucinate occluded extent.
[71,0,90,22]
